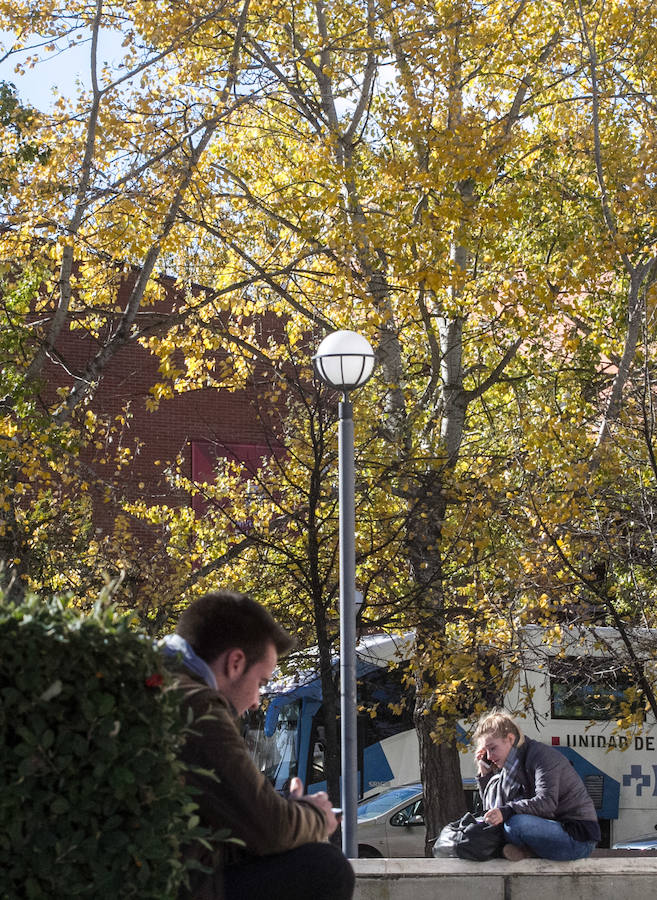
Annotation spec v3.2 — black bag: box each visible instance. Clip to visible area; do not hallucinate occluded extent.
[432,812,505,861]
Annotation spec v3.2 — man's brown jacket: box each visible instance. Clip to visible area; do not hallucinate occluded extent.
[175,669,328,899]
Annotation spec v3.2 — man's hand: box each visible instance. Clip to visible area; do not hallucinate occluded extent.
[287,778,340,835]
[288,777,304,798]
[303,791,340,835]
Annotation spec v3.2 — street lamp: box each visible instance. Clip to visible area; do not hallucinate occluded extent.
[313,329,375,859]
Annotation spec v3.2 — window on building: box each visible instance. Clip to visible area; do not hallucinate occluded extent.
[190,439,276,516]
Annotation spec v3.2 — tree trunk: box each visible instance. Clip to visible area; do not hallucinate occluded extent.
[414,697,466,855]
[0,477,29,602]
[406,476,468,853]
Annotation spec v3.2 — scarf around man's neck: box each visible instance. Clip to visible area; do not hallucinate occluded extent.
[159,633,217,690]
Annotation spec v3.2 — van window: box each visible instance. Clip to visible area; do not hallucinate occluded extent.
[549,657,638,720]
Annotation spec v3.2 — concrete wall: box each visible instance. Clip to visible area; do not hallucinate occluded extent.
[353,857,657,900]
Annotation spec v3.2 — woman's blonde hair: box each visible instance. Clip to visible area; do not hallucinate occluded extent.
[472,709,524,746]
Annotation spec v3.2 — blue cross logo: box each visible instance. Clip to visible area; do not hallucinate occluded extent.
[622,765,657,797]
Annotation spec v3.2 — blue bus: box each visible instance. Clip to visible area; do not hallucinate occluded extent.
[246,633,418,797]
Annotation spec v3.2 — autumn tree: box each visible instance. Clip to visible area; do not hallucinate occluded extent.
[0,0,285,603]
[177,0,657,843]
[170,0,579,845]
[5,0,657,854]
[452,0,657,749]
[499,2,657,620]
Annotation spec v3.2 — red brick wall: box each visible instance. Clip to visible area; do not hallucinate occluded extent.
[40,278,276,540]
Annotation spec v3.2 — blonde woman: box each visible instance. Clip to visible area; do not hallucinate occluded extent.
[473,711,600,861]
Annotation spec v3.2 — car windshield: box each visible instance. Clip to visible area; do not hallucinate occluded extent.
[615,835,657,848]
[357,785,422,822]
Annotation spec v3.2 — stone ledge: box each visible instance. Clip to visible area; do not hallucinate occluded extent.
[352,856,657,900]
[354,856,657,875]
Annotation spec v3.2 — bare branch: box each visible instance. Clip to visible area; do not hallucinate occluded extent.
[466,337,522,402]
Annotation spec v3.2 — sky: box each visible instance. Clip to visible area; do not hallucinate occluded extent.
[1,25,393,117]
[0,29,126,111]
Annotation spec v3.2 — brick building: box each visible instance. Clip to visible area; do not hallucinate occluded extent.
[42,271,277,544]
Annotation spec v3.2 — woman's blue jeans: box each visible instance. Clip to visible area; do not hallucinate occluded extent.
[504,814,596,861]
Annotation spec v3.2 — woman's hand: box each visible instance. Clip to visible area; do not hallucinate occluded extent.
[483,808,503,826]
[475,745,494,776]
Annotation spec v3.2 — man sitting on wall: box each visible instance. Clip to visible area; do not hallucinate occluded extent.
[161,589,354,900]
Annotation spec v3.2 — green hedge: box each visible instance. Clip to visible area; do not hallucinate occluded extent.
[0,594,206,899]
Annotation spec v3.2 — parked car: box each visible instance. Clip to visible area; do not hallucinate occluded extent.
[357,783,424,858]
[612,833,657,851]
[356,780,479,858]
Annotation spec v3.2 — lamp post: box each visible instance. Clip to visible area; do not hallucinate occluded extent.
[313,329,375,859]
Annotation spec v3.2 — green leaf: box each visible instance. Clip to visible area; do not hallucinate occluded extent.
[39,679,63,702]
[50,796,69,815]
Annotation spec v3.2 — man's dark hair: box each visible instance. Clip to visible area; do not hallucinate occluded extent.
[176,589,294,667]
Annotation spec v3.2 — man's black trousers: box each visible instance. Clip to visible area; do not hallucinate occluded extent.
[223,842,355,900]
